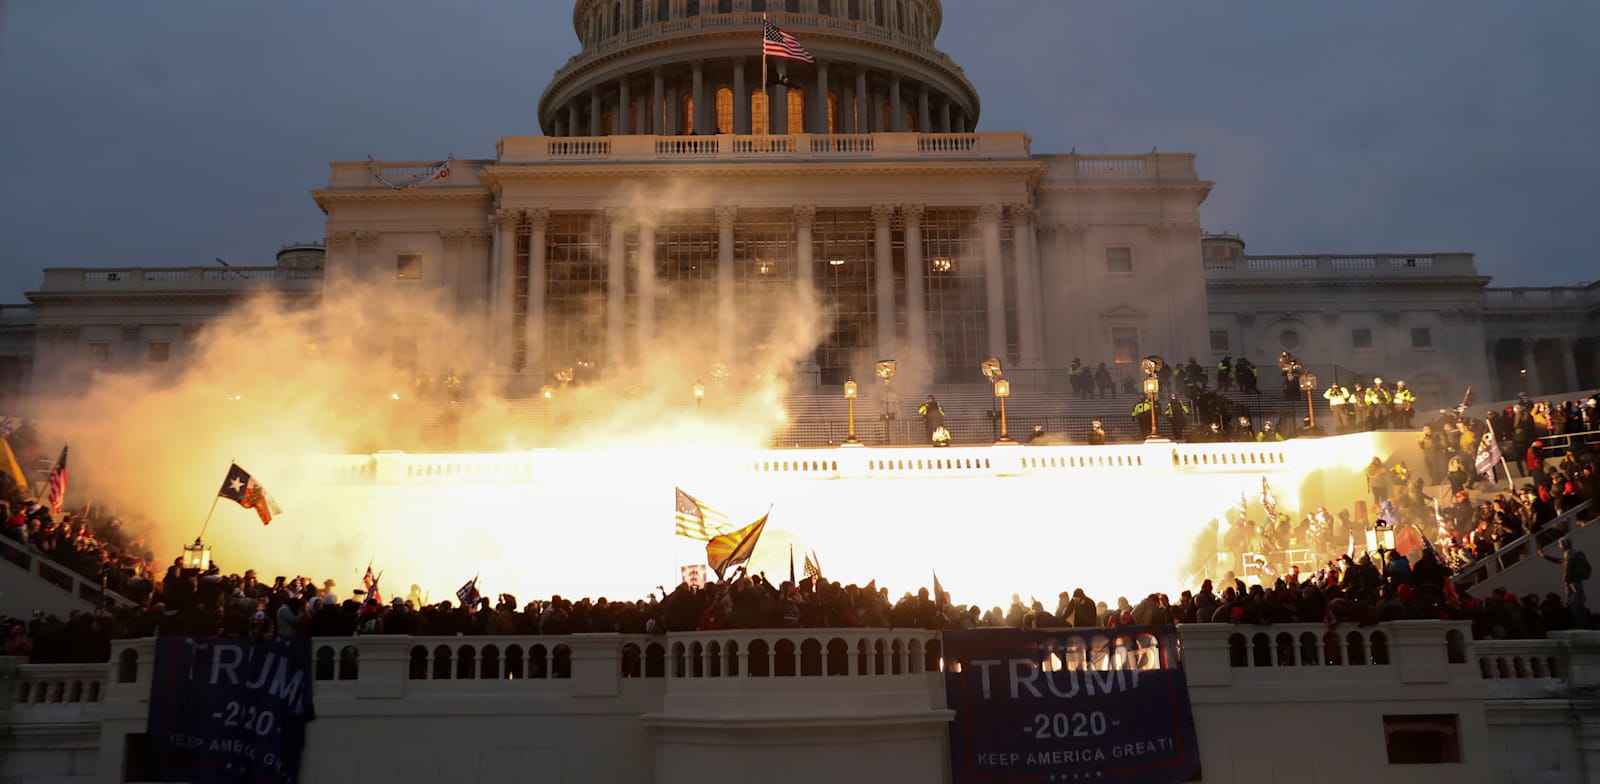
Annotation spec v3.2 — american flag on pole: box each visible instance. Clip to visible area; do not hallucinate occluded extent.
[675,487,732,541]
[44,445,67,516]
[763,21,814,63]
[456,575,481,608]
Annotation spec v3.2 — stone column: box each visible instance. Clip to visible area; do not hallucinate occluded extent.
[525,210,550,378]
[841,84,856,133]
[855,68,868,133]
[872,204,897,358]
[716,206,738,363]
[814,60,830,134]
[1009,202,1042,368]
[1558,338,1580,394]
[916,84,930,133]
[691,60,706,134]
[589,87,603,136]
[637,221,657,359]
[605,210,628,370]
[939,100,951,133]
[665,84,679,135]
[889,77,903,131]
[618,79,632,134]
[794,205,819,372]
[652,68,665,134]
[979,204,1007,361]
[567,104,580,137]
[771,76,788,134]
[902,204,928,370]
[1519,339,1540,396]
[733,58,749,134]
[491,209,520,371]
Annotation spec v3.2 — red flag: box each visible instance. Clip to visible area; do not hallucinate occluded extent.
[43,445,67,515]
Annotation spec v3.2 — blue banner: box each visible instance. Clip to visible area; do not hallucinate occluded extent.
[943,626,1200,784]
[147,637,316,784]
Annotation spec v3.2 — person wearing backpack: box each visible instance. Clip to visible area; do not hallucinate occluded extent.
[1543,537,1591,627]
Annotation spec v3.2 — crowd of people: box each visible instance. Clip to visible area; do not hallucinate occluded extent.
[4,389,1596,665]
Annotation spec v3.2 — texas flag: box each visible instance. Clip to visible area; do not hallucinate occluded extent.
[217,463,282,525]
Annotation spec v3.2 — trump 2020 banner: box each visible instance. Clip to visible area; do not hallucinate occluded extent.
[943,626,1200,784]
[147,637,316,784]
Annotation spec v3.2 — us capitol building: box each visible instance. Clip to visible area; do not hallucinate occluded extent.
[2,0,1596,410]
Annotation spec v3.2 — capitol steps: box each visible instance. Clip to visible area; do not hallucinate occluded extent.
[1454,499,1596,599]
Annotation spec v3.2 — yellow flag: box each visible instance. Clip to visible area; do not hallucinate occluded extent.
[0,437,28,496]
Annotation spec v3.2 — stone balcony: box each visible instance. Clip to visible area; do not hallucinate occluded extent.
[1481,285,1598,311]
[30,266,323,296]
[1203,252,1481,279]
[327,137,1203,190]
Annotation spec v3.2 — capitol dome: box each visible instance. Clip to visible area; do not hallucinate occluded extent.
[540,0,979,137]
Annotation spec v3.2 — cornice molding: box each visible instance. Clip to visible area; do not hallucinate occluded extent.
[479,160,1047,186]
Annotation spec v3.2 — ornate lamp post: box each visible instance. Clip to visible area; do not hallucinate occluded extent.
[981,357,1003,440]
[994,377,1014,443]
[1140,355,1165,441]
[876,359,896,443]
[842,377,860,445]
[182,539,212,574]
[1299,371,1319,431]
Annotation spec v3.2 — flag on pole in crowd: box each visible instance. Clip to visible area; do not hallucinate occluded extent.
[933,570,949,614]
[705,510,770,581]
[675,487,732,541]
[762,21,814,63]
[1474,427,1503,484]
[217,463,281,525]
[456,575,481,608]
[789,544,796,586]
[803,550,822,587]
[44,445,67,515]
[0,436,27,497]
[361,563,383,604]
[1260,476,1277,518]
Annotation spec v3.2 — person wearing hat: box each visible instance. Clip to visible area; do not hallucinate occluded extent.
[1392,380,1417,428]
[1324,382,1354,433]
[1086,420,1106,446]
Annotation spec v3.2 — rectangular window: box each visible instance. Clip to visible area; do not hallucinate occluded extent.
[148,342,170,363]
[396,254,422,281]
[1209,330,1229,351]
[1106,246,1133,274]
[87,343,110,365]
[1383,714,1461,764]
[1352,327,1374,350]
[1111,327,1138,366]
[1411,327,1432,349]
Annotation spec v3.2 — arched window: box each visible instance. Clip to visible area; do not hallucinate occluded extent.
[899,1,906,31]
[628,104,638,135]
[715,87,734,133]
[787,86,805,133]
[657,0,669,21]
[612,3,621,36]
[603,110,615,135]
[876,0,886,24]
[681,93,695,134]
[751,89,770,134]
[827,90,839,133]
[904,110,916,132]
[882,101,891,132]
[849,0,861,19]
[633,0,643,27]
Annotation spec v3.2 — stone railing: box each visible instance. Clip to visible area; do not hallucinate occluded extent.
[1481,286,1595,310]
[258,436,1355,486]
[1204,253,1477,277]
[35,266,323,293]
[1177,621,1478,688]
[1,536,134,615]
[492,131,1030,165]
[1475,632,1597,700]
[5,662,105,724]
[1452,499,1592,593]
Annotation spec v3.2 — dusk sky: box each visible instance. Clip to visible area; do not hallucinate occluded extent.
[1,2,1595,302]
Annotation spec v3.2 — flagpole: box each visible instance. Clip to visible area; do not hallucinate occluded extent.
[196,499,222,540]
[1484,418,1513,488]
[761,14,768,136]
